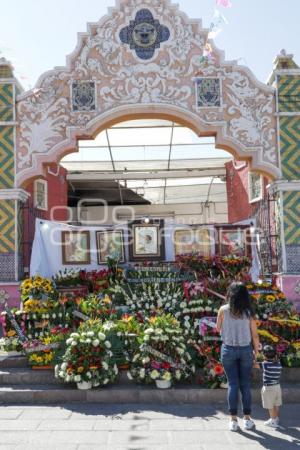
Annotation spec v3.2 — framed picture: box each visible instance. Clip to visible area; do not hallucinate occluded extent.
[61,231,91,265]
[129,220,165,261]
[174,228,212,256]
[217,226,250,257]
[96,230,125,264]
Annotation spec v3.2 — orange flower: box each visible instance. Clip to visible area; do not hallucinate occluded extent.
[7,330,16,337]
[89,365,99,370]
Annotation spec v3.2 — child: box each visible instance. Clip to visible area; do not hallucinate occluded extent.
[256,345,282,427]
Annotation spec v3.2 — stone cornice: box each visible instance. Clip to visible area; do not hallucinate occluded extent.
[0,189,30,202]
[268,180,300,194]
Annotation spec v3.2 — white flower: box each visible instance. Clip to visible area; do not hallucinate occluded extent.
[70,333,79,338]
[114,364,118,375]
[54,365,59,377]
[132,354,140,362]
[177,347,184,355]
[184,316,190,322]
[139,368,145,379]
[59,371,65,378]
[103,378,109,385]
[144,328,154,334]
[52,313,56,319]
[105,341,111,349]
[165,303,170,309]
[58,313,63,318]
[127,371,133,380]
[102,361,109,370]
[86,339,91,344]
[92,339,100,347]
[175,370,181,380]
[87,331,95,337]
[98,332,106,341]
[142,357,150,364]
[71,341,77,347]
[86,372,92,379]
[66,375,72,382]
[150,370,160,380]
[74,375,81,382]
[61,362,67,371]
[162,371,171,381]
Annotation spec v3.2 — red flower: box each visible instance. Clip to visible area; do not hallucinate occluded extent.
[214,364,224,376]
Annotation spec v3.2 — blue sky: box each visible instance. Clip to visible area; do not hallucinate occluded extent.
[1,0,299,89]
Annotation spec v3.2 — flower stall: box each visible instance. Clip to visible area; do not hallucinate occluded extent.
[0,257,299,389]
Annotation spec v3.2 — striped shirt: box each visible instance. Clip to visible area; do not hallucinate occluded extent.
[261,361,282,386]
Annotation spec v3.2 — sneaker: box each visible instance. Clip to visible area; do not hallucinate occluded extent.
[243,418,255,430]
[264,418,279,428]
[229,420,239,432]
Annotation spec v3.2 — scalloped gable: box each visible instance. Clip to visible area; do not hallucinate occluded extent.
[15,0,280,186]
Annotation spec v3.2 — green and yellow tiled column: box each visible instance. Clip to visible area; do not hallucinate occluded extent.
[274,54,300,275]
[0,60,27,281]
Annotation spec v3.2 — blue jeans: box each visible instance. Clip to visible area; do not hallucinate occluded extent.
[221,344,253,416]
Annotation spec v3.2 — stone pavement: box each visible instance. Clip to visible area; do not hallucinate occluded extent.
[0,403,299,450]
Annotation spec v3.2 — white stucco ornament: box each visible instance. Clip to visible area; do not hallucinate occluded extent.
[16,0,279,186]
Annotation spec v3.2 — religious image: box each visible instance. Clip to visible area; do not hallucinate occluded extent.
[96,230,125,264]
[134,225,158,255]
[61,231,91,265]
[128,220,165,261]
[174,228,212,256]
[218,228,246,256]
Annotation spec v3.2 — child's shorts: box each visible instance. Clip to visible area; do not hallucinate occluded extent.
[261,384,282,409]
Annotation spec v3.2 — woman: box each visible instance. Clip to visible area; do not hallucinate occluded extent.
[216,282,260,432]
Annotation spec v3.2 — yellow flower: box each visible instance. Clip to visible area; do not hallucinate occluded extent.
[7,330,16,337]
[77,366,84,373]
[257,329,279,343]
[265,295,276,303]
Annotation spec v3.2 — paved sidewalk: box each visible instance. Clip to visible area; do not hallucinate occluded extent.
[0,403,299,450]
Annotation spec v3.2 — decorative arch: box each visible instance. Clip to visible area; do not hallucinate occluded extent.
[16,0,280,187]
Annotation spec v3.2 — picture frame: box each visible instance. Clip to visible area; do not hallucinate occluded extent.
[174,228,212,256]
[96,230,125,264]
[61,231,91,265]
[217,226,250,257]
[129,220,165,261]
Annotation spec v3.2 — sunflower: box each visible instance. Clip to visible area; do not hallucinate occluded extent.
[265,295,276,303]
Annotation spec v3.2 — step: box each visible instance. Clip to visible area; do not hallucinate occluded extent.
[1,366,300,387]
[0,368,132,385]
[0,383,300,405]
[0,356,27,368]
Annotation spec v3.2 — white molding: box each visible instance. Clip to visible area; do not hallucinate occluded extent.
[0,189,30,202]
[275,112,300,117]
[0,121,17,126]
[269,180,300,194]
[275,69,300,76]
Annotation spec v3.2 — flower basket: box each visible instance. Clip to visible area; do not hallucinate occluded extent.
[155,379,171,389]
[77,381,92,390]
[118,363,130,370]
[31,365,53,370]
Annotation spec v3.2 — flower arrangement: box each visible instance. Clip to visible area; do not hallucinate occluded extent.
[0,336,23,354]
[128,315,195,386]
[52,269,82,287]
[248,282,294,320]
[20,276,56,301]
[124,283,183,317]
[55,321,118,388]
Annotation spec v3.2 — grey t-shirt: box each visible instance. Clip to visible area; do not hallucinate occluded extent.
[220,304,252,346]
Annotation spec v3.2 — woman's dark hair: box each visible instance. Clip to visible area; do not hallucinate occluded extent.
[226,282,253,318]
